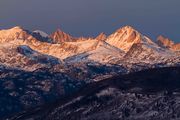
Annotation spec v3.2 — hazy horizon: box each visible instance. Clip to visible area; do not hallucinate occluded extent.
[0,0,180,42]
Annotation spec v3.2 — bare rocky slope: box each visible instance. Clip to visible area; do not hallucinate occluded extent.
[49,29,75,43]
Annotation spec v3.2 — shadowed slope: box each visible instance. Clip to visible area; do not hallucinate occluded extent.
[8,67,180,120]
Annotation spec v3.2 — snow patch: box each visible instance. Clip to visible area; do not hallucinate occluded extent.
[33,30,49,38]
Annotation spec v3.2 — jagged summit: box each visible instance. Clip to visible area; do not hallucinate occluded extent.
[116,25,136,33]
[55,28,66,34]
[106,26,154,52]
[157,35,174,47]
[0,26,178,55]
[157,35,180,51]
[50,28,74,43]
[95,32,107,41]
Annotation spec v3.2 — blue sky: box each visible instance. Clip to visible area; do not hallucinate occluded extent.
[0,0,180,42]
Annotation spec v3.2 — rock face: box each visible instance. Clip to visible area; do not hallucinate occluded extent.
[157,35,180,51]
[106,26,154,52]
[172,43,180,51]
[157,35,174,48]
[17,45,60,65]
[50,29,74,43]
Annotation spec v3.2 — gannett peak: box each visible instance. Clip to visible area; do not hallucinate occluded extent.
[106,26,154,52]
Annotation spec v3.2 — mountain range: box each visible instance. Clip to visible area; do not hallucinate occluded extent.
[0,25,180,119]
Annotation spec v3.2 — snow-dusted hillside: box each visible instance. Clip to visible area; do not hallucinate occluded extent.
[7,67,180,120]
[125,43,175,62]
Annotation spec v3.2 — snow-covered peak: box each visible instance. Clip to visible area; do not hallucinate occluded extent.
[0,26,30,43]
[11,26,24,31]
[0,26,24,34]
[116,25,136,33]
[33,30,49,38]
[106,26,155,52]
[0,26,52,44]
